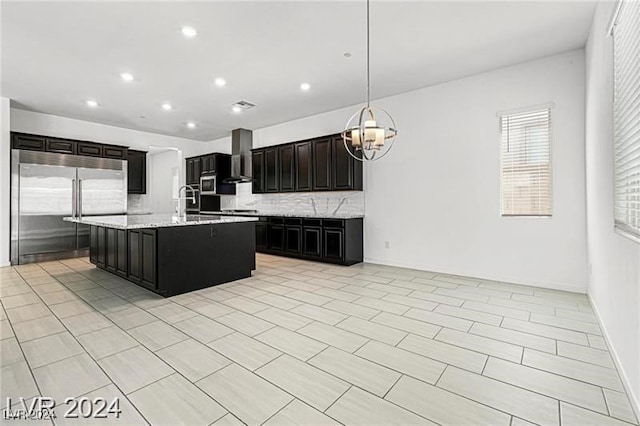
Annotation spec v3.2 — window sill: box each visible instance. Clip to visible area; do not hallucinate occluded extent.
[614,226,640,244]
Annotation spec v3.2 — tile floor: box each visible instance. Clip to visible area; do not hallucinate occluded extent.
[1,254,638,425]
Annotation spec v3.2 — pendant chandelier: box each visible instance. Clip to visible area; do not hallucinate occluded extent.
[342,0,398,162]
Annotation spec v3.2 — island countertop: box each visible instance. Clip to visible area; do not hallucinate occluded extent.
[64,214,258,230]
[201,210,365,219]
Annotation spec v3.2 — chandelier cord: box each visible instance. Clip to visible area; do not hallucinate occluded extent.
[366,0,370,108]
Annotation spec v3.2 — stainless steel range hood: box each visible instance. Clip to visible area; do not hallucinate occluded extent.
[223,128,253,183]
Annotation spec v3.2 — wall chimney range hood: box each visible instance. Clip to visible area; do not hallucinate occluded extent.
[223,128,253,184]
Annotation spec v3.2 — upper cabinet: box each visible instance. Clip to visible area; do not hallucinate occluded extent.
[184,153,235,194]
[11,132,128,160]
[127,150,147,194]
[186,157,201,185]
[252,133,362,194]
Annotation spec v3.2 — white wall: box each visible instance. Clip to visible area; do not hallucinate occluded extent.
[212,49,588,291]
[149,150,180,214]
[585,2,640,414]
[0,98,11,266]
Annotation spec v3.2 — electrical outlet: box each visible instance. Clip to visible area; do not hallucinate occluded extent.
[384,241,390,249]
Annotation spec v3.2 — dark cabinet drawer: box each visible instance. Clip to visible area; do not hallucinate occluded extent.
[303,218,322,227]
[323,228,344,261]
[103,145,127,159]
[323,219,344,228]
[46,138,76,154]
[12,134,45,151]
[78,142,103,157]
[302,226,322,258]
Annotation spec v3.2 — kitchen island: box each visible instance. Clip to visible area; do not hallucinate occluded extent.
[64,214,258,297]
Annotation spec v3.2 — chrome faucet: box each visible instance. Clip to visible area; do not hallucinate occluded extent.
[175,185,196,218]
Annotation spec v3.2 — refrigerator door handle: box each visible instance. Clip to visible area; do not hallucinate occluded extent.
[72,179,77,217]
[78,179,83,218]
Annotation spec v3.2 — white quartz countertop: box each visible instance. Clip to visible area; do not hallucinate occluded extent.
[202,210,365,219]
[64,214,258,230]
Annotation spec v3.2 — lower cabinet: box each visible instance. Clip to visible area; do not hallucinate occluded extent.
[89,226,157,290]
[255,216,362,265]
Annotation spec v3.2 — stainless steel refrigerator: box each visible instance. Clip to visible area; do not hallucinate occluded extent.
[11,150,127,264]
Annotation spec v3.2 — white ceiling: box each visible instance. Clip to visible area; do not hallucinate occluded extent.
[1,1,596,142]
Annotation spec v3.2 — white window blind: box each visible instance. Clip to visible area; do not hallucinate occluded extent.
[500,109,552,216]
[613,0,640,238]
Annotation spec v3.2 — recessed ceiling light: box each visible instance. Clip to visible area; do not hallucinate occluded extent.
[120,73,134,82]
[232,106,242,113]
[86,100,99,107]
[162,103,173,111]
[186,122,196,128]
[300,82,311,91]
[214,78,226,87]
[181,26,197,38]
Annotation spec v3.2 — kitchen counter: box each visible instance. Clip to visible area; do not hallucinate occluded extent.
[65,213,258,230]
[202,210,365,219]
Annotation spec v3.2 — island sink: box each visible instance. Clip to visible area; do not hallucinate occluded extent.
[65,214,258,297]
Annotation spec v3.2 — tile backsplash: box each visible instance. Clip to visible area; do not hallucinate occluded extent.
[127,194,151,214]
[220,183,364,216]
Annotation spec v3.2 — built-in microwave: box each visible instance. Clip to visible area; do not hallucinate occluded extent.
[200,175,217,194]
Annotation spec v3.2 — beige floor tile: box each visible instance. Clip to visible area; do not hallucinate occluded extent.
[436,328,523,363]
[409,289,464,306]
[603,388,639,424]
[371,312,441,339]
[128,373,226,425]
[213,413,244,426]
[254,327,327,361]
[470,322,556,353]
[555,308,598,324]
[185,299,235,319]
[39,290,79,306]
[33,353,111,402]
[560,402,632,426]
[366,282,412,295]
[462,300,529,320]
[502,317,588,345]
[1,338,24,366]
[512,293,582,310]
[435,304,503,326]
[434,287,490,303]
[557,340,615,368]
[483,357,608,414]
[6,303,51,324]
[255,307,312,331]
[128,321,189,351]
[531,312,602,335]
[285,290,333,306]
[86,296,132,314]
[257,354,349,411]
[0,361,39,409]
[13,315,65,342]
[209,332,281,371]
[339,284,388,298]
[386,375,510,425]
[156,339,230,382]
[21,331,84,368]
[98,346,173,394]
[105,306,156,330]
[353,296,411,315]
[588,334,608,350]
[381,294,438,311]
[437,366,560,425]
[522,349,624,391]
[173,315,234,342]
[336,316,407,345]
[488,297,556,315]
[404,308,473,332]
[61,311,112,336]
[314,287,360,302]
[264,399,340,426]
[356,340,446,384]
[221,296,271,314]
[298,321,369,352]
[198,363,293,426]
[147,302,197,323]
[308,347,400,397]
[1,292,40,309]
[254,293,302,310]
[327,386,431,426]
[398,333,487,373]
[323,300,380,319]
[77,326,139,359]
[49,299,95,319]
[215,311,275,336]
[290,304,348,325]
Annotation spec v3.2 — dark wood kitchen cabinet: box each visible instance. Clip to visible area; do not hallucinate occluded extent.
[284,218,302,254]
[279,144,295,192]
[201,155,216,174]
[312,137,332,191]
[11,132,131,160]
[267,218,285,251]
[127,229,157,290]
[255,219,268,251]
[252,151,265,193]
[302,223,322,258]
[102,145,128,160]
[331,135,362,190]
[127,149,147,194]
[264,147,279,192]
[186,157,201,185]
[295,141,313,191]
[46,138,76,155]
[12,133,46,151]
[77,141,103,157]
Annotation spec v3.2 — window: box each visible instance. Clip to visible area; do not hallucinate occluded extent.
[500,108,552,216]
[612,0,640,238]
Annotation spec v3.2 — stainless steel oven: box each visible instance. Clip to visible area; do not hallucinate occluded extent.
[200,175,217,195]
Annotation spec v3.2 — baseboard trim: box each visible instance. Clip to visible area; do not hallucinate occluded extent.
[363,256,587,294]
[588,293,640,422]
